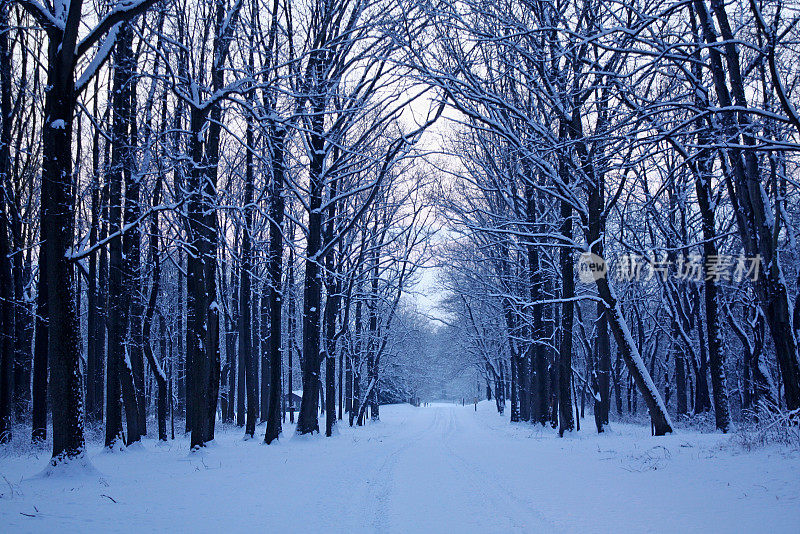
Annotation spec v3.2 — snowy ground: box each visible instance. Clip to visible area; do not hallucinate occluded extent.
[1,402,798,533]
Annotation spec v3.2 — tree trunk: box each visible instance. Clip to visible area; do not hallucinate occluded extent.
[0,3,14,442]
[595,277,673,435]
[124,56,146,439]
[694,294,711,414]
[240,115,254,437]
[526,178,547,424]
[584,150,610,432]
[694,158,731,432]
[287,245,297,424]
[85,84,103,424]
[264,127,286,444]
[296,90,325,435]
[142,176,167,441]
[557,194,575,437]
[351,294,362,426]
[322,174,340,437]
[367,247,380,422]
[594,305,611,432]
[675,347,687,416]
[106,25,139,447]
[497,359,505,415]
[260,282,269,422]
[338,342,343,420]
[186,102,221,448]
[510,353,519,422]
[40,31,85,461]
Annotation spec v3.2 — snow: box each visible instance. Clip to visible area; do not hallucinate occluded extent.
[75,24,122,94]
[34,457,100,481]
[1,403,798,532]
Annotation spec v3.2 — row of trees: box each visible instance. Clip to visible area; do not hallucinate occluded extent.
[423,0,800,435]
[0,0,438,464]
[2,0,800,466]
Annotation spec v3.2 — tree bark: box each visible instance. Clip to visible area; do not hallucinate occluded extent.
[39,21,86,462]
[694,159,731,432]
[186,102,221,449]
[107,24,140,446]
[557,196,575,437]
[240,114,255,437]
[85,79,104,425]
[595,277,673,435]
[264,127,286,444]
[142,176,167,441]
[296,71,326,434]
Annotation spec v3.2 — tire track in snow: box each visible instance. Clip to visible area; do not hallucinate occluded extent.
[354,408,443,532]
[438,407,562,532]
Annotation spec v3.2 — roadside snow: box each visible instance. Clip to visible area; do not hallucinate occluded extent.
[1,403,797,533]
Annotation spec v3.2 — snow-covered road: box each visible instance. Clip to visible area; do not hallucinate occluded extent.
[1,402,798,533]
[355,406,555,532]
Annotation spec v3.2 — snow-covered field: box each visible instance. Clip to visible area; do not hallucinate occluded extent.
[1,402,798,533]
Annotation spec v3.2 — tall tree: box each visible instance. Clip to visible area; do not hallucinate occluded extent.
[19,0,160,462]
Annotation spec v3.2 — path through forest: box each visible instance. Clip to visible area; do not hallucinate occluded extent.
[1,403,798,532]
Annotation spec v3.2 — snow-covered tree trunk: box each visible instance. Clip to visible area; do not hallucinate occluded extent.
[594,276,673,435]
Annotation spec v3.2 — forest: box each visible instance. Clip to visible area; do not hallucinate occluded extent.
[0,0,799,530]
